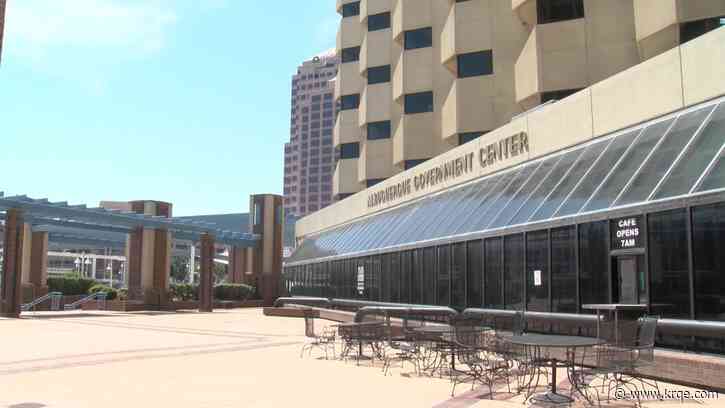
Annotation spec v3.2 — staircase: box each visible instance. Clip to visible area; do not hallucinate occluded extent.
[21,292,63,312]
[64,292,108,311]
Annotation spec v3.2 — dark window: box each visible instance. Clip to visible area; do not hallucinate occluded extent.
[466,240,483,308]
[551,226,577,313]
[680,16,725,44]
[390,252,400,302]
[526,231,549,312]
[451,242,467,310]
[504,234,524,310]
[400,251,412,304]
[366,178,385,188]
[404,27,433,50]
[537,0,584,24]
[411,249,422,304]
[367,65,391,85]
[437,245,451,306]
[579,221,608,309]
[484,237,503,309]
[423,247,437,305]
[541,88,582,104]
[404,91,434,114]
[339,142,360,159]
[405,159,429,170]
[458,131,486,146]
[341,1,360,18]
[457,50,493,78]
[340,94,360,110]
[649,209,691,318]
[341,46,361,63]
[336,193,354,200]
[693,203,725,321]
[368,12,391,31]
[367,120,391,140]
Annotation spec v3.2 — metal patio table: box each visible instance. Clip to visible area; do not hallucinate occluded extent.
[582,304,647,346]
[503,333,605,405]
[337,321,385,361]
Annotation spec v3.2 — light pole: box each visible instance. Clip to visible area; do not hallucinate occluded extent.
[106,263,112,287]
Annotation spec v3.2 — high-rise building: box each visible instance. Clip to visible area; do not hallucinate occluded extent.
[332,0,725,198]
[0,0,6,64]
[283,50,340,218]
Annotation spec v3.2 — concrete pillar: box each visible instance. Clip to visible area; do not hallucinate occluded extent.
[28,231,49,300]
[250,194,284,307]
[1,209,26,317]
[228,246,249,284]
[199,233,215,312]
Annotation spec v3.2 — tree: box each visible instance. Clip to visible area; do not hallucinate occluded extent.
[170,257,189,283]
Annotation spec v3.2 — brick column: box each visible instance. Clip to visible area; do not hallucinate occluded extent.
[29,231,49,299]
[126,226,144,300]
[198,233,215,312]
[1,209,26,317]
[250,194,284,307]
[228,246,248,284]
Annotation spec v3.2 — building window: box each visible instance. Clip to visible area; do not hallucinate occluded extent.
[458,131,486,145]
[451,242,467,310]
[526,231,549,312]
[541,88,582,104]
[457,50,493,78]
[404,91,434,114]
[693,203,725,321]
[579,221,608,310]
[339,142,360,159]
[466,240,483,308]
[422,247,437,305]
[340,94,360,110]
[404,27,433,50]
[336,193,354,200]
[367,121,391,140]
[484,237,503,309]
[367,12,391,31]
[551,226,577,313]
[537,0,584,24]
[404,159,428,170]
[504,234,524,310]
[367,65,391,85]
[437,245,451,307]
[680,16,725,44]
[649,209,691,319]
[341,46,361,63]
[341,1,360,18]
[366,178,385,188]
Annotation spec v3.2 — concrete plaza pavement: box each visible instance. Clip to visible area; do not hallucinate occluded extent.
[0,309,721,408]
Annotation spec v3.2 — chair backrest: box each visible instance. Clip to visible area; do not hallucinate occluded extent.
[453,318,484,348]
[512,312,525,335]
[304,316,316,338]
[637,315,659,347]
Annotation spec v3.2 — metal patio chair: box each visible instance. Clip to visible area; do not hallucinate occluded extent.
[381,318,421,376]
[300,316,336,359]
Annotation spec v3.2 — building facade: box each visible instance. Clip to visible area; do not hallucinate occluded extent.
[332,0,725,198]
[0,0,6,63]
[283,51,340,218]
[287,24,725,353]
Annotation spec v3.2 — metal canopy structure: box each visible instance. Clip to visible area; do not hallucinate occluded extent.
[0,194,261,247]
[288,95,725,265]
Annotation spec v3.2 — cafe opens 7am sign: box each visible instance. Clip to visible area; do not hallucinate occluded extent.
[366,131,530,209]
[611,216,644,250]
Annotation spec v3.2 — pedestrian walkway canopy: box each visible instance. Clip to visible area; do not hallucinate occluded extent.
[0,193,260,247]
[289,96,725,264]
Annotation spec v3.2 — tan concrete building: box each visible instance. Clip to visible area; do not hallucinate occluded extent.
[332,0,725,197]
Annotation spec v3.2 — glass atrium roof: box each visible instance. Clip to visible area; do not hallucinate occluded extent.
[289,97,725,264]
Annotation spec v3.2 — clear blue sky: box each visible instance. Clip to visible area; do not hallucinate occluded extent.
[0,0,338,216]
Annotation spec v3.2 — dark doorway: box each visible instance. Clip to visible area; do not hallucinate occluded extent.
[612,255,646,304]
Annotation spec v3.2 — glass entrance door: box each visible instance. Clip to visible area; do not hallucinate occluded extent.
[612,255,646,304]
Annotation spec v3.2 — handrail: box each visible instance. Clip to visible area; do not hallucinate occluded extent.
[273,297,330,308]
[64,292,107,311]
[354,305,459,323]
[21,292,63,312]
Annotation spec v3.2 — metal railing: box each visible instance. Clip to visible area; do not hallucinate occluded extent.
[64,292,107,311]
[21,292,63,312]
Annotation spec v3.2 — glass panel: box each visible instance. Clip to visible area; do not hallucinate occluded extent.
[488,161,545,229]
[484,237,503,309]
[692,203,725,321]
[649,209,691,318]
[504,234,524,310]
[584,118,675,212]
[451,242,467,310]
[655,104,725,199]
[422,188,470,240]
[422,247,437,305]
[698,149,725,192]
[455,175,507,235]
[579,221,609,310]
[377,207,414,248]
[470,169,522,232]
[551,226,577,313]
[400,251,412,304]
[413,194,451,241]
[510,148,583,225]
[450,178,497,234]
[411,249,422,304]
[381,253,391,302]
[387,202,425,248]
[526,230,549,312]
[531,141,609,221]
[432,185,479,239]
[390,252,401,303]
[437,245,451,306]
[466,240,483,308]
[484,166,538,230]
[556,130,640,216]
[490,158,558,229]
[617,106,715,206]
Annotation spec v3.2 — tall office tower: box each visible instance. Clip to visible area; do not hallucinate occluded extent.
[0,0,6,64]
[333,0,725,199]
[283,50,340,218]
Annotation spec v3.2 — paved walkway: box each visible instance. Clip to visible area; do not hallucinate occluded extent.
[0,310,721,408]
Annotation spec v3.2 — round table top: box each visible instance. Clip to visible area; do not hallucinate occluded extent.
[503,333,605,348]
